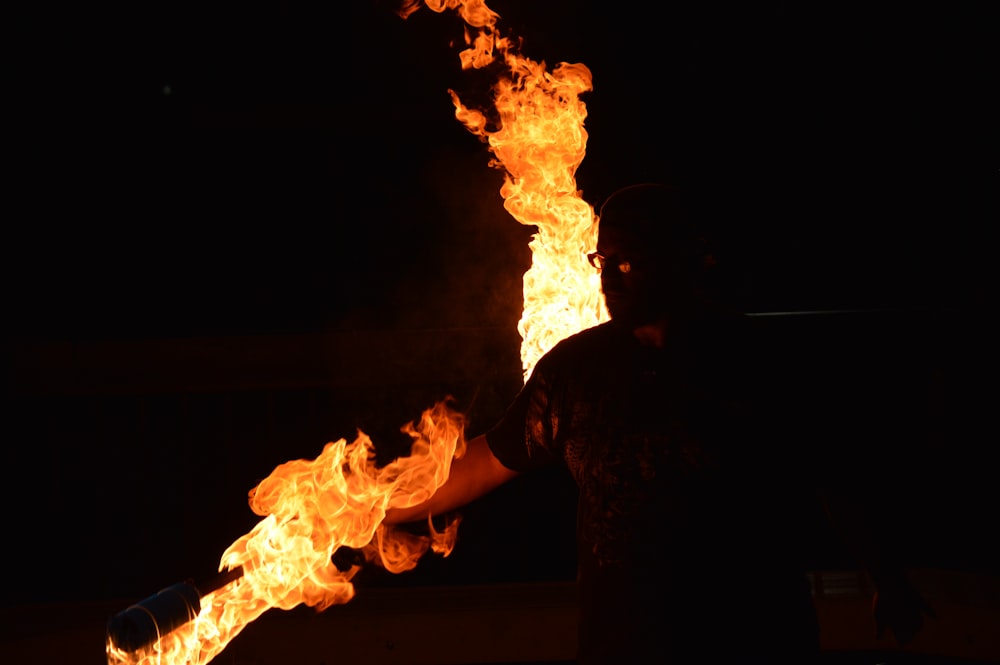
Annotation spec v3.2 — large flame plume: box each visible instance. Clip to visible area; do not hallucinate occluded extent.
[108,2,603,662]
[407,0,609,379]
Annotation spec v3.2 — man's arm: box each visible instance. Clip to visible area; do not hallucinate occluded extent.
[384,433,520,525]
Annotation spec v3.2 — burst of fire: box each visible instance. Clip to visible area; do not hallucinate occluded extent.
[108,2,603,662]
[108,402,465,665]
[412,0,608,378]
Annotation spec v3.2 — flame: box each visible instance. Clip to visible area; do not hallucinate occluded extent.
[408,0,608,379]
[107,402,466,665]
[109,2,604,662]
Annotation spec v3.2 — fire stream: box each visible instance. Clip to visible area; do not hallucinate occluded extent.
[108,2,604,663]
[412,0,609,378]
[107,403,466,665]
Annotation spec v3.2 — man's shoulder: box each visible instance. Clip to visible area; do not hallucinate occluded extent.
[527,322,626,379]
[547,321,625,356]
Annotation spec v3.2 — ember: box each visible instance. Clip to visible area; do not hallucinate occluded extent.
[107,1,604,662]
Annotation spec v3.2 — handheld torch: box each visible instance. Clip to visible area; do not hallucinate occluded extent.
[105,546,366,655]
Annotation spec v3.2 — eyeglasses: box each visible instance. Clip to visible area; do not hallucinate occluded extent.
[587,252,632,274]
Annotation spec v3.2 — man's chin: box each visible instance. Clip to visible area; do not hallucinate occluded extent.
[606,303,645,328]
[604,296,627,320]
[606,299,665,329]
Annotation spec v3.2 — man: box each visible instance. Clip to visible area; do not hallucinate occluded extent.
[386,183,930,663]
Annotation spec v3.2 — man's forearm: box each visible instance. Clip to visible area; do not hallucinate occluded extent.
[384,433,519,524]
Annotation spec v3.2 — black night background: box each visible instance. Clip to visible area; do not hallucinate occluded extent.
[5,2,998,663]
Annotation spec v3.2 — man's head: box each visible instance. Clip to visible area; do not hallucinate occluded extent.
[592,183,710,327]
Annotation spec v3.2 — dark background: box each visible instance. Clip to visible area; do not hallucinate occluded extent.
[6,0,997,614]
[8,2,996,336]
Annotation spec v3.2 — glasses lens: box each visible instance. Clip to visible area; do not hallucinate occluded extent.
[587,252,630,273]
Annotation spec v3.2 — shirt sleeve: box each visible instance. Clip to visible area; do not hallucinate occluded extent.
[484,354,561,472]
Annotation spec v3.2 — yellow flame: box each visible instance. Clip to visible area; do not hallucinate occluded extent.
[418,0,609,379]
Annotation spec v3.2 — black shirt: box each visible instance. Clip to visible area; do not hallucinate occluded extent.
[486,313,820,663]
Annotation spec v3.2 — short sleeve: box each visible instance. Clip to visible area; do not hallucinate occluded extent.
[484,354,562,472]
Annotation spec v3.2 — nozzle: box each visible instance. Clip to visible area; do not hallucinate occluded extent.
[105,581,201,653]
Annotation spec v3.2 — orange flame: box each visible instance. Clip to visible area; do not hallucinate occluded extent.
[408,0,608,379]
[402,0,504,69]
[107,402,466,665]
